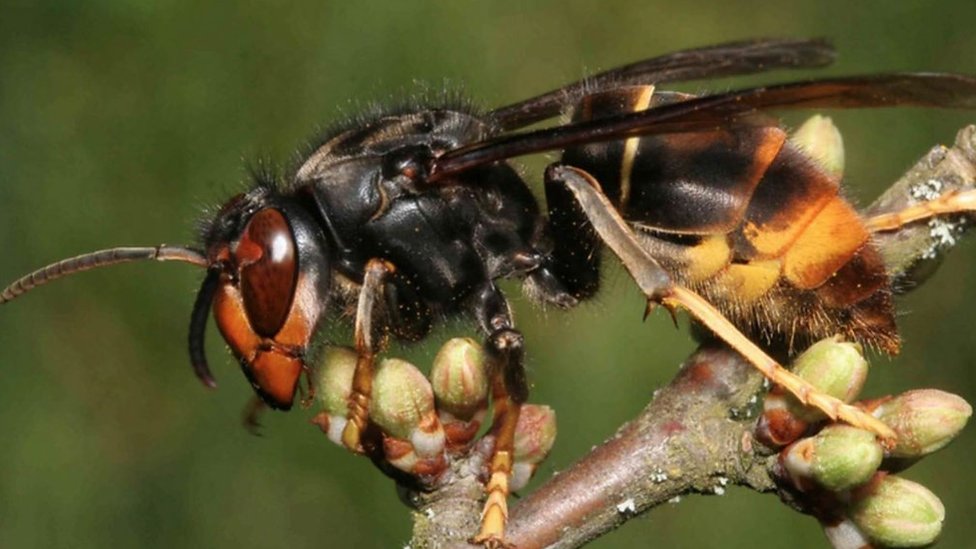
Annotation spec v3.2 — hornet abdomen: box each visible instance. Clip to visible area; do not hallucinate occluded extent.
[553,85,897,353]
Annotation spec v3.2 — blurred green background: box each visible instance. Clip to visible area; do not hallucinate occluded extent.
[2,1,976,547]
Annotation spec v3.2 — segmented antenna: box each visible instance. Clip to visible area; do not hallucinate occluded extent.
[0,245,208,304]
[189,268,221,388]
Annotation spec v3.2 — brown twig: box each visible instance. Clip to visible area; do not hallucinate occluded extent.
[505,343,775,548]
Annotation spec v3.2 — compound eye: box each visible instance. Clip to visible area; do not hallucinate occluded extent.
[236,208,297,337]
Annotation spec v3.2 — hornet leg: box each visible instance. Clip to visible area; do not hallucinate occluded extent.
[867,188,976,232]
[471,282,527,549]
[341,258,395,454]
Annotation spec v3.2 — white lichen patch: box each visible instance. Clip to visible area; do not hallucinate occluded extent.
[910,178,944,203]
[930,219,958,247]
[729,394,760,419]
[708,476,729,495]
[616,498,637,515]
[922,216,967,260]
[904,177,970,260]
[649,468,668,483]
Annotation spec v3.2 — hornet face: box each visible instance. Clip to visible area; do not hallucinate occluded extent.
[198,186,333,409]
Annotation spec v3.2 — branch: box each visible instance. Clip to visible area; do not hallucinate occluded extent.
[506,343,773,548]
[866,125,976,287]
[405,126,976,549]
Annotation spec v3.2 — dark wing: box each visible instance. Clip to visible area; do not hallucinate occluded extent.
[431,73,976,181]
[490,38,836,130]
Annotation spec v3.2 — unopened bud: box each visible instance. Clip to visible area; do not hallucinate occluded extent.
[848,475,945,547]
[372,358,445,458]
[314,346,358,415]
[514,405,557,464]
[787,337,869,422]
[311,346,358,445]
[510,405,558,491]
[791,114,845,178]
[873,389,972,458]
[430,338,489,420]
[759,338,869,447]
[782,425,883,492]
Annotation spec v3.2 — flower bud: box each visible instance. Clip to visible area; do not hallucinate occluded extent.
[873,389,972,458]
[782,425,883,492]
[848,475,945,547]
[510,405,557,491]
[314,346,358,415]
[371,358,445,458]
[758,338,869,447]
[310,346,358,445]
[787,337,869,423]
[430,338,489,420]
[791,114,845,178]
[514,405,557,464]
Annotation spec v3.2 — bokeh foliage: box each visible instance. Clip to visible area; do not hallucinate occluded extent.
[2,1,975,547]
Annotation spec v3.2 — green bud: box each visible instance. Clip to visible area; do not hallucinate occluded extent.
[309,347,359,446]
[430,337,489,420]
[314,346,358,416]
[371,358,445,458]
[372,358,434,438]
[783,425,883,492]
[791,114,845,178]
[787,337,869,423]
[874,389,972,458]
[848,475,945,547]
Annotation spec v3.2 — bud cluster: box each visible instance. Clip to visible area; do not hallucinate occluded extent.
[751,118,973,547]
[310,338,556,488]
[759,336,971,547]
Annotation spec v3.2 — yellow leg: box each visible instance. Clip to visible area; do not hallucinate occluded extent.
[867,188,976,232]
[472,328,524,548]
[341,259,394,454]
[664,287,895,442]
[474,450,514,548]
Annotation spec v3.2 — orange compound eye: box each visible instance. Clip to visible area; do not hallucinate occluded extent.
[237,208,298,338]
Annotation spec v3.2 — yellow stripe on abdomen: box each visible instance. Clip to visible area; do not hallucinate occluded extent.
[619,86,655,208]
